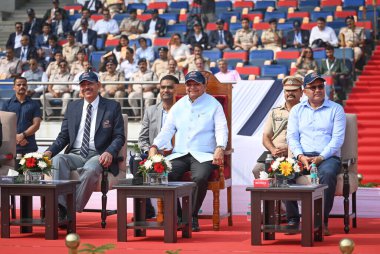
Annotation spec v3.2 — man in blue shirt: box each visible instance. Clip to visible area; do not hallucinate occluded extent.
[149,71,228,232]
[286,72,346,236]
[2,77,41,157]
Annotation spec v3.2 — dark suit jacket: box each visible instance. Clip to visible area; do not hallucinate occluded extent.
[76,29,98,49]
[209,29,234,49]
[24,18,43,36]
[14,46,37,60]
[286,30,310,48]
[138,102,163,153]
[35,34,51,48]
[186,31,210,49]
[42,8,68,23]
[143,17,166,37]
[48,96,125,176]
[51,19,72,37]
[6,32,27,49]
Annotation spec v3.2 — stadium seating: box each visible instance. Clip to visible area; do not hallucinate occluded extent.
[203,50,223,62]
[261,65,288,77]
[169,1,189,11]
[126,3,147,12]
[343,0,365,9]
[249,50,274,61]
[254,1,276,11]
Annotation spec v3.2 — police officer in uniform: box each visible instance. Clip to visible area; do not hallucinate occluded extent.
[261,18,283,56]
[252,76,303,178]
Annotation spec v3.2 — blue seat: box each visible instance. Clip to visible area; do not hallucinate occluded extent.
[167,23,187,34]
[249,50,274,61]
[0,89,14,98]
[334,48,354,60]
[264,12,287,22]
[210,67,220,74]
[358,10,379,20]
[343,0,364,9]
[254,1,276,10]
[230,23,242,33]
[311,11,333,21]
[261,65,288,77]
[203,50,223,62]
[224,59,243,69]
[96,38,105,50]
[313,49,326,59]
[327,21,346,29]
[160,13,179,23]
[68,13,81,22]
[275,59,293,72]
[127,3,147,12]
[218,11,241,22]
[215,1,233,10]
[169,1,189,11]
[249,59,267,66]
[277,22,294,31]
[299,0,320,8]
[113,13,129,22]
[90,51,106,71]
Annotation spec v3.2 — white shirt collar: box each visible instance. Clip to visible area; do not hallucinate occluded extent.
[84,95,100,111]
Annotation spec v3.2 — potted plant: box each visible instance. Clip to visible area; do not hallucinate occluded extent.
[138,154,172,185]
[19,152,52,182]
[268,157,302,187]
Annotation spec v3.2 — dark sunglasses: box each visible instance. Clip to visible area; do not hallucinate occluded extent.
[305,84,325,91]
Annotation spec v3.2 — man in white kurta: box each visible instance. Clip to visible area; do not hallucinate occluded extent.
[149,71,228,232]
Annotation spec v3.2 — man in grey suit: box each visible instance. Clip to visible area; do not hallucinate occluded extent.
[44,71,125,219]
[137,75,178,218]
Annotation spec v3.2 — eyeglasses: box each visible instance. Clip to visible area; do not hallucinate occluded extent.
[305,84,325,91]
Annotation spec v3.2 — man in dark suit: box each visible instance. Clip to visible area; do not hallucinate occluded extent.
[6,22,26,49]
[42,0,68,24]
[15,35,37,69]
[24,9,43,39]
[51,10,72,39]
[76,18,98,53]
[44,71,125,216]
[36,23,52,49]
[285,20,310,49]
[209,19,233,51]
[137,75,179,219]
[142,9,166,40]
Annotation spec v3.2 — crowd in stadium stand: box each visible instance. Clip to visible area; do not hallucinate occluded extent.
[0,0,374,117]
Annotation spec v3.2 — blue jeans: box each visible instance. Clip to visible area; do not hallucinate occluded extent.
[285,153,341,226]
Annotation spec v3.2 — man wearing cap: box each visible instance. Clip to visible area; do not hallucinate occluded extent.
[261,18,283,54]
[75,18,98,53]
[338,16,365,62]
[234,18,259,51]
[285,20,310,49]
[119,9,144,36]
[286,72,346,236]
[99,59,126,106]
[44,71,125,217]
[151,47,169,78]
[24,8,43,39]
[148,71,228,232]
[72,7,95,32]
[252,76,303,179]
[129,58,158,116]
[209,19,233,51]
[141,9,166,41]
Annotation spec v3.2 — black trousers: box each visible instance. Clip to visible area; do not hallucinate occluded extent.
[169,154,217,217]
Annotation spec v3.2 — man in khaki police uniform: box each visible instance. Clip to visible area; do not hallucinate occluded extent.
[234,18,258,51]
[338,16,365,62]
[62,32,81,66]
[252,76,303,178]
[0,47,22,79]
[261,18,283,56]
[99,59,126,106]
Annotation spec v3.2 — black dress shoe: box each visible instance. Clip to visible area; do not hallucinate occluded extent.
[192,216,200,232]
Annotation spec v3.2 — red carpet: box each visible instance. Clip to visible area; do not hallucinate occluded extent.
[0,212,379,254]
[345,44,380,184]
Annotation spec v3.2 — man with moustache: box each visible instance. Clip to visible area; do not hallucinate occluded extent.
[286,72,346,236]
[148,71,228,232]
[44,71,125,219]
[137,75,179,218]
[1,77,41,156]
[252,76,303,179]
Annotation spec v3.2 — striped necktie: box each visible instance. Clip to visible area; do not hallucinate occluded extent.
[80,103,92,158]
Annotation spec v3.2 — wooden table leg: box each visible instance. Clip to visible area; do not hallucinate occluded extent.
[1,188,11,238]
[181,193,192,239]
[67,187,76,234]
[264,200,275,240]
[314,196,324,242]
[164,191,177,243]
[134,198,146,237]
[20,196,33,233]
[301,194,313,247]
[117,190,127,242]
[44,191,58,240]
[251,192,262,245]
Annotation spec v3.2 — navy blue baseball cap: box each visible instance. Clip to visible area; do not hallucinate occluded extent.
[79,71,99,84]
[303,72,325,87]
[185,71,206,84]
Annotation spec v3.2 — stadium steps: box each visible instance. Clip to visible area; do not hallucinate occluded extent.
[0,0,72,48]
[345,44,380,184]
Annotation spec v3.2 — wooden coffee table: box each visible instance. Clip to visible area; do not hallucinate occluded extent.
[0,179,80,240]
[114,181,195,243]
[246,184,328,247]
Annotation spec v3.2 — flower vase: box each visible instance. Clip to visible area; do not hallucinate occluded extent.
[147,173,163,185]
[24,171,43,183]
[142,173,149,184]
